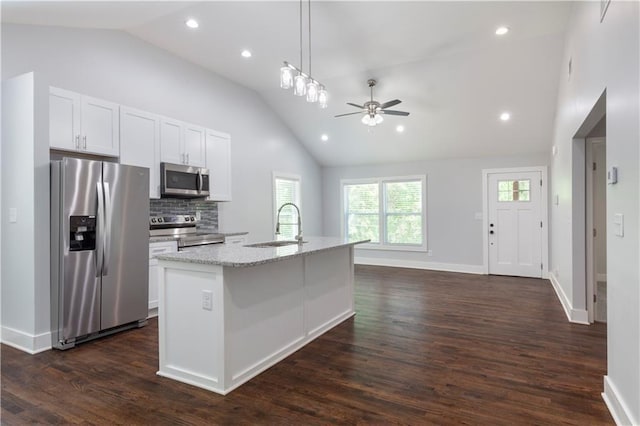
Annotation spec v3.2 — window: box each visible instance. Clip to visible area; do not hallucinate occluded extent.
[342,176,426,251]
[273,173,301,240]
[498,179,530,202]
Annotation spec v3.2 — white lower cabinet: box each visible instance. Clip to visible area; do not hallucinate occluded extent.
[224,235,247,246]
[149,241,178,317]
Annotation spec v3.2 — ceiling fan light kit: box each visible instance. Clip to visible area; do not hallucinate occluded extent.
[280,0,328,108]
[335,79,410,127]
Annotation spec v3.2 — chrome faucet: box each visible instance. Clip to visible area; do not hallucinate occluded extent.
[275,202,303,243]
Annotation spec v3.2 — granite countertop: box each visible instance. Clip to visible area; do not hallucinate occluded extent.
[155,236,370,268]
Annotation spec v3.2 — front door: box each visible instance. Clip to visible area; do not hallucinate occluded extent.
[488,171,542,278]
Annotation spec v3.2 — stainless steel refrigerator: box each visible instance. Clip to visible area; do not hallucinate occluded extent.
[51,158,149,349]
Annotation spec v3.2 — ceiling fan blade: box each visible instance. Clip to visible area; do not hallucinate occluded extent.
[379,110,410,116]
[335,111,365,118]
[346,102,365,109]
[380,99,402,109]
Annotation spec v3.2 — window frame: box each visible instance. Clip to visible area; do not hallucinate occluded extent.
[272,172,302,240]
[340,175,427,252]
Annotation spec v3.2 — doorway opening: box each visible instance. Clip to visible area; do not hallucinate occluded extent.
[571,89,607,325]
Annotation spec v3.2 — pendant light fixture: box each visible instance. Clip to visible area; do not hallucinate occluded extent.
[280,0,327,107]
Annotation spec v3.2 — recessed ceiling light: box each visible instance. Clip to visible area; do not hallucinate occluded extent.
[495,26,509,36]
[241,50,252,58]
[396,125,405,133]
[185,19,199,29]
[321,134,329,142]
[500,112,511,121]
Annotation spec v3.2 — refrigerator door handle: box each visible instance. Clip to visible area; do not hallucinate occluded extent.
[102,182,112,276]
[96,182,105,277]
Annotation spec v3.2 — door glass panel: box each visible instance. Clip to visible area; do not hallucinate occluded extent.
[498,179,530,202]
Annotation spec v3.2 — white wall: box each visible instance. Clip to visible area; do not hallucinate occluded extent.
[1,72,51,353]
[549,2,639,424]
[323,154,549,273]
[1,24,323,243]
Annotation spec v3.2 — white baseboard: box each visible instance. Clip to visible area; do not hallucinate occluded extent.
[548,272,589,324]
[355,257,484,275]
[1,326,51,354]
[603,375,637,426]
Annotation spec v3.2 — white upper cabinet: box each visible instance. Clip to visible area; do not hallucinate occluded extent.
[49,87,119,157]
[160,118,205,167]
[159,118,184,165]
[120,106,161,198]
[184,124,206,167]
[206,130,232,201]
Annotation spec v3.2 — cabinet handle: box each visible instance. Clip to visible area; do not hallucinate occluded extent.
[75,135,80,149]
[186,153,190,164]
[83,135,87,150]
[181,153,185,164]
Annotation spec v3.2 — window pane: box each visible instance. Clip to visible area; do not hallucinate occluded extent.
[346,184,378,213]
[345,183,380,243]
[498,191,512,202]
[385,181,422,213]
[519,180,530,190]
[275,177,300,239]
[347,213,379,243]
[386,214,422,244]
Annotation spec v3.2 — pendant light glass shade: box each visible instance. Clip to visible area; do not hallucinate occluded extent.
[280,66,294,89]
[362,114,383,126]
[306,80,319,102]
[318,86,328,108]
[294,74,307,96]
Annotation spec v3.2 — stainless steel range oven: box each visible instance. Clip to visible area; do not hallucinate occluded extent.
[149,215,224,249]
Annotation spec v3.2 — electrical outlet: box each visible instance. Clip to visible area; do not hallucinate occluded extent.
[202,290,213,311]
[195,211,201,221]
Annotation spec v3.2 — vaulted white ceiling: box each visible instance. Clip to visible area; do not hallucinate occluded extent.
[2,1,572,166]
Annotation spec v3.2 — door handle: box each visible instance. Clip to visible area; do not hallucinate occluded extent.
[197,171,202,193]
[96,182,105,277]
[102,182,112,276]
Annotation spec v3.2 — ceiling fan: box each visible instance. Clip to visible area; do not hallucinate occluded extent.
[335,79,410,126]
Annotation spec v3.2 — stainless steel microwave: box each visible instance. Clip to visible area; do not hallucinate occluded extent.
[160,162,210,198]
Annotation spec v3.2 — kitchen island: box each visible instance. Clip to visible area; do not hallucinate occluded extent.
[155,237,368,395]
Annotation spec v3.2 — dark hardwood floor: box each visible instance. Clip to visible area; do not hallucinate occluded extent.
[2,266,612,425]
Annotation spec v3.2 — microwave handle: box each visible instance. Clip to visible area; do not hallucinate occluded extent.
[197,170,203,193]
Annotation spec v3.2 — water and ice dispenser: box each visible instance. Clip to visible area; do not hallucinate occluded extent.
[69,216,96,251]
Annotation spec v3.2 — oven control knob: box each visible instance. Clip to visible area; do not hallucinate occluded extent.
[158,218,163,223]
[190,216,196,222]
[151,218,157,223]
[185,217,190,222]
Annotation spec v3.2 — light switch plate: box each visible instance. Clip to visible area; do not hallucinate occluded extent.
[202,290,213,310]
[613,213,624,237]
[607,166,618,184]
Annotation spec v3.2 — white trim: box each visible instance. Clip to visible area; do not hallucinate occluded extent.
[1,326,52,354]
[586,140,595,323]
[355,256,484,275]
[549,272,589,325]
[602,375,636,426]
[481,166,549,278]
[340,175,427,251]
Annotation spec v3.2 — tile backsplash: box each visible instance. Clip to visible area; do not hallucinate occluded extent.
[150,198,218,230]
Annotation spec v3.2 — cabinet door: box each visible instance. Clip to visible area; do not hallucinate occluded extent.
[160,118,184,164]
[184,124,206,167]
[205,130,232,201]
[120,106,160,198]
[80,95,119,157]
[50,87,81,151]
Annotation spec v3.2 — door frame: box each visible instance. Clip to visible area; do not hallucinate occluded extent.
[482,166,549,277]
[586,137,606,323]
